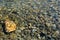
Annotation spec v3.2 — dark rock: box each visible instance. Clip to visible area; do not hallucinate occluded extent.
[40,32,46,37]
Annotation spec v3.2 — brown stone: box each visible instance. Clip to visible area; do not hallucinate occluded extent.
[5,19,16,32]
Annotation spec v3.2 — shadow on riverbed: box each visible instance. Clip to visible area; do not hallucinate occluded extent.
[2,23,9,34]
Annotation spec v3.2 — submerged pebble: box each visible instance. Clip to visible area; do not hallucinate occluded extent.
[5,19,16,33]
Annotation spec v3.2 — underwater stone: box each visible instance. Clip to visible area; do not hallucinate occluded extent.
[5,19,16,33]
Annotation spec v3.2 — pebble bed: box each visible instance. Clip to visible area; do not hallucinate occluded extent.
[0,0,60,40]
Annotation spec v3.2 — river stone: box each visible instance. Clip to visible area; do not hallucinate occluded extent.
[5,19,16,33]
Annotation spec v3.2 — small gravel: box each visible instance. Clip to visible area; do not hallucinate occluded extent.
[0,0,60,40]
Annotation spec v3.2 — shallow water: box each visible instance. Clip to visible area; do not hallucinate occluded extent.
[0,0,60,40]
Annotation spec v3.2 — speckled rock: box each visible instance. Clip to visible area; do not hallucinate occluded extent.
[5,19,16,33]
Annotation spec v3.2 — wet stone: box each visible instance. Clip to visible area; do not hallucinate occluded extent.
[51,24,57,31]
[4,19,16,33]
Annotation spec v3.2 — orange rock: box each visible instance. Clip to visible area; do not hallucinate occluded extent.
[5,19,16,32]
